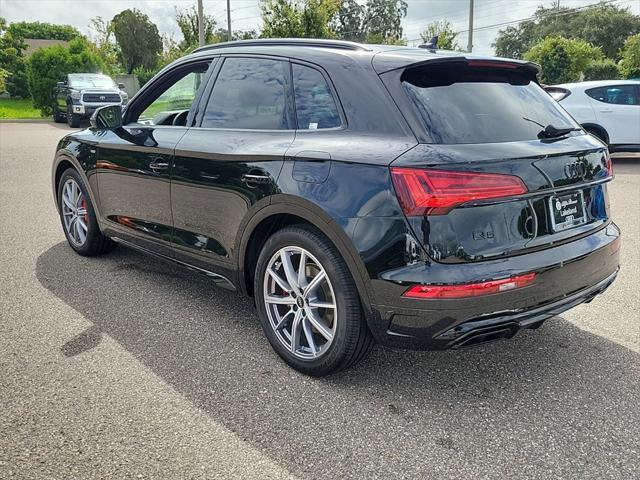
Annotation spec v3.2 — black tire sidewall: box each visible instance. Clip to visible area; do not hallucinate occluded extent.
[67,105,80,128]
[57,168,102,255]
[254,226,363,375]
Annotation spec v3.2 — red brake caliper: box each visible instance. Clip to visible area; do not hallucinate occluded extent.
[81,198,88,224]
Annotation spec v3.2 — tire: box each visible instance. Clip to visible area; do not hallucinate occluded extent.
[254,225,374,376]
[67,104,81,128]
[57,167,115,256]
[53,105,64,123]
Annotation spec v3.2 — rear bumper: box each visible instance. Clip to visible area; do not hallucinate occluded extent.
[368,223,620,350]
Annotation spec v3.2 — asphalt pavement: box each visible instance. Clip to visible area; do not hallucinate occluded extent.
[1,122,638,479]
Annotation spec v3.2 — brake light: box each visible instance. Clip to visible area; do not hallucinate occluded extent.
[467,60,519,69]
[390,168,528,215]
[605,153,613,176]
[403,273,536,299]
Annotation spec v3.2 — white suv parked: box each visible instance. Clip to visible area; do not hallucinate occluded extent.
[545,80,640,153]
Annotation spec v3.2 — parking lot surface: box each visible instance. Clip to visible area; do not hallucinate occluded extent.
[1,122,638,479]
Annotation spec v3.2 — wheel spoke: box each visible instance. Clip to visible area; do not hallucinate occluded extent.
[268,267,290,293]
[62,190,74,210]
[63,181,72,203]
[290,310,303,353]
[265,294,296,306]
[302,317,317,355]
[297,251,307,289]
[75,220,86,243]
[304,269,326,296]
[77,207,87,217]
[77,217,88,233]
[308,300,335,309]
[280,250,300,295]
[274,308,294,331]
[305,308,334,342]
[68,217,78,242]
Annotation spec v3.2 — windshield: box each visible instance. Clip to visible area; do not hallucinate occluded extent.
[68,74,116,89]
[401,63,580,144]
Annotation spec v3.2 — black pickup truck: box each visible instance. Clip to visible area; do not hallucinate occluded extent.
[53,73,128,127]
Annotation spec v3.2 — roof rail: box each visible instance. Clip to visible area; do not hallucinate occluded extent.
[192,38,371,53]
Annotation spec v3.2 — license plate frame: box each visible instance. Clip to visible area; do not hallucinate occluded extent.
[548,190,587,232]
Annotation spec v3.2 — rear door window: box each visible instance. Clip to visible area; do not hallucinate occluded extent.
[400,63,579,144]
[586,85,639,105]
[292,64,341,129]
[202,57,290,130]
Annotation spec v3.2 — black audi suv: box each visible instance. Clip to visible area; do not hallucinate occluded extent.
[52,39,620,375]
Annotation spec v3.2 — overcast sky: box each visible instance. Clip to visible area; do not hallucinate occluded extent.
[1,0,638,55]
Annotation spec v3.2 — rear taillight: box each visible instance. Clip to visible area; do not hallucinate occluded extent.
[390,168,528,216]
[605,153,613,176]
[403,273,536,299]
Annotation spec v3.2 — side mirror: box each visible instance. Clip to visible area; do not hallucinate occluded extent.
[118,83,126,90]
[90,104,123,130]
[56,81,67,88]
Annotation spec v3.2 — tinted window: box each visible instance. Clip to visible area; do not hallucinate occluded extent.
[202,58,288,130]
[139,66,208,125]
[401,63,579,144]
[293,64,341,129]
[586,85,639,105]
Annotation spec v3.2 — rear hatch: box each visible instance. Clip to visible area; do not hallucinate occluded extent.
[381,59,613,263]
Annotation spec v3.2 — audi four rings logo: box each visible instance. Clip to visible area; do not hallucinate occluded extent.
[564,162,587,179]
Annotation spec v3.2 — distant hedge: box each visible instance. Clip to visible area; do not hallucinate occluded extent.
[583,60,620,81]
[27,38,106,116]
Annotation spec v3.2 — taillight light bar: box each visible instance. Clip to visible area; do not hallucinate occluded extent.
[390,167,528,216]
[403,273,536,299]
[605,153,613,176]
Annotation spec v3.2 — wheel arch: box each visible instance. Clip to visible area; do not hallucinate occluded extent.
[52,153,99,217]
[581,123,609,145]
[237,197,373,316]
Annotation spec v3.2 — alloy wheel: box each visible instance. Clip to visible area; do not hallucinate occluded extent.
[61,178,89,247]
[263,246,337,360]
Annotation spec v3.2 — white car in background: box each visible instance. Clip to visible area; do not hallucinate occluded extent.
[545,80,640,153]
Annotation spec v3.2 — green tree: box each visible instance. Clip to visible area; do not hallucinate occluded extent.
[6,21,81,41]
[175,5,217,49]
[27,38,106,115]
[494,2,640,60]
[211,28,259,42]
[619,33,640,79]
[420,19,459,50]
[88,16,121,74]
[583,60,620,80]
[523,36,604,84]
[261,0,340,39]
[333,0,407,44]
[0,21,29,97]
[111,9,162,74]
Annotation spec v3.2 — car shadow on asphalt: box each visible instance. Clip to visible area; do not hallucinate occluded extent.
[35,242,640,479]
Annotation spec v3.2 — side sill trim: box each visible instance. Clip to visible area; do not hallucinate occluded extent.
[111,236,237,291]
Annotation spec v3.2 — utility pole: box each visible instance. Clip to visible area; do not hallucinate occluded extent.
[227,0,232,42]
[197,0,204,47]
[467,0,474,53]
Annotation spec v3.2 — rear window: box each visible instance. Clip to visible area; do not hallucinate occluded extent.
[401,63,579,144]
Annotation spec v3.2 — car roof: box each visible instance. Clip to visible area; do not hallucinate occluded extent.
[552,79,640,90]
[183,38,538,74]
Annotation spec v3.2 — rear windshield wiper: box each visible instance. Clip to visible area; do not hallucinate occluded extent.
[523,117,581,139]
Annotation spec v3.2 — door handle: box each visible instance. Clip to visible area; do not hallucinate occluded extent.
[242,173,270,185]
[599,109,613,113]
[149,159,170,171]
